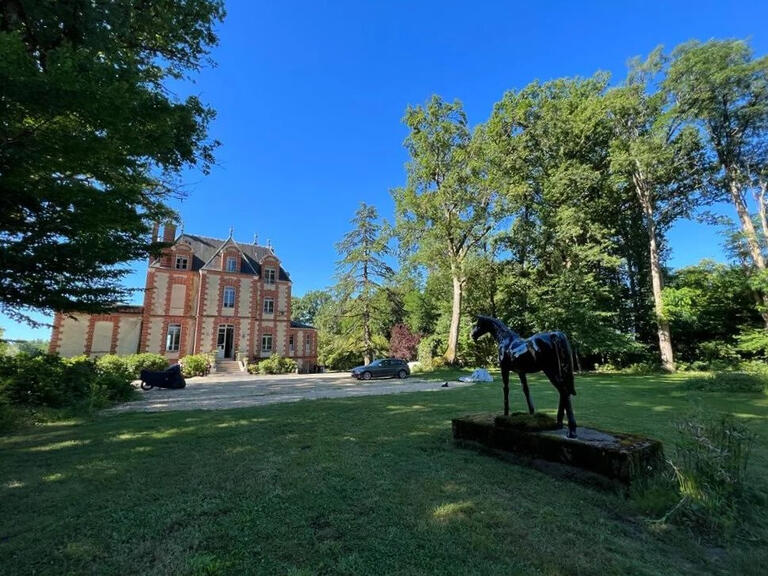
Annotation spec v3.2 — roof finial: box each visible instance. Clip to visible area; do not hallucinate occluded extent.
[228,226,234,239]
[179,220,184,236]
[253,233,258,245]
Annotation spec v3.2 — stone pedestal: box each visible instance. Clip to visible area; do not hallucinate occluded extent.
[452,412,664,486]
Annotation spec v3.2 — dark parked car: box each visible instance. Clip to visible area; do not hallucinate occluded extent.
[351,358,410,380]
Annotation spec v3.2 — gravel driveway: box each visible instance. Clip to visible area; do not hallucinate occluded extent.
[108,372,477,413]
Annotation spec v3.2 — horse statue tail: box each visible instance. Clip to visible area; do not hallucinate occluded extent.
[554,332,576,396]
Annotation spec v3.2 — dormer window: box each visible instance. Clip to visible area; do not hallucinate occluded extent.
[265,268,276,284]
[226,257,237,273]
[175,256,188,270]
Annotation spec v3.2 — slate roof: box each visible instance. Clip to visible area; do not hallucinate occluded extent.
[153,234,291,281]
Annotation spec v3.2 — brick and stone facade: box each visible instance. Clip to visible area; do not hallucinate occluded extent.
[50,224,318,371]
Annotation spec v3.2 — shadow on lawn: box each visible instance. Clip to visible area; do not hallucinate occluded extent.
[1,375,767,575]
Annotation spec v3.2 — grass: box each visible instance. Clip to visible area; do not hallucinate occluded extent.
[1,373,768,575]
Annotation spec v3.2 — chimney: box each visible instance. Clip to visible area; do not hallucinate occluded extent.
[149,222,160,264]
[162,222,177,244]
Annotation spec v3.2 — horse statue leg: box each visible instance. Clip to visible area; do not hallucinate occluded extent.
[556,392,565,428]
[519,373,534,414]
[501,366,510,416]
[564,394,577,439]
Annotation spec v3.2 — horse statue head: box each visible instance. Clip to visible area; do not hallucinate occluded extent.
[471,315,510,343]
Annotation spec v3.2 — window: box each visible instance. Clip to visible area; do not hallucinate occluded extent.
[175,256,188,270]
[226,257,237,272]
[289,335,294,353]
[166,324,181,352]
[305,335,312,355]
[265,268,276,284]
[263,298,274,314]
[261,334,273,352]
[223,286,235,308]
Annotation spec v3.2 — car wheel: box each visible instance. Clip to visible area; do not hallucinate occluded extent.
[362,371,372,381]
[397,369,407,379]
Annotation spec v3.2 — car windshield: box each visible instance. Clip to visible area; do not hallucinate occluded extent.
[369,360,381,366]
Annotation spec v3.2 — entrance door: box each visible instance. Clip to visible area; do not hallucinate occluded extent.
[217,324,235,359]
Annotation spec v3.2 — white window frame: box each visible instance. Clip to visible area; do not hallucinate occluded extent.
[175,256,188,270]
[226,256,237,272]
[223,286,236,309]
[263,298,274,314]
[305,335,311,355]
[166,324,181,352]
[261,334,273,352]
[289,335,294,354]
[265,268,276,285]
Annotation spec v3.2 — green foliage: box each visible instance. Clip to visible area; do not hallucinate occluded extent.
[663,262,763,362]
[0,0,224,322]
[0,353,135,409]
[249,354,297,375]
[736,328,768,360]
[669,413,756,538]
[684,371,768,393]
[95,355,134,380]
[334,203,394,364]
[291,290,332,327]
[179,354,211,377]
[125,353,168,377]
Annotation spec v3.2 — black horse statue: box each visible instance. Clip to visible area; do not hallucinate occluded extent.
[470,315,578,438]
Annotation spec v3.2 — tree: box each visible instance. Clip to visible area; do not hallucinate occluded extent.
[663,261,762,363]
[335,203,394,365]
[488,76,634,363]
[0,0,225,323]
[291,290,333,327]
[607,48,705,371]
[393,96,505,364]
[665,40,768,324]
[389,324,420,361]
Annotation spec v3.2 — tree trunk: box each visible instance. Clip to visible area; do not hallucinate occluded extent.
[634,168,675,371]
[363,260,372,365]
[646,216,675,372]
[728,174,768,327]
[363,307,372,365]
[445,273,463,365]
[756,180,768,246]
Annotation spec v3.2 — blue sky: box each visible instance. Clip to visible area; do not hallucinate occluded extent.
[3,0,767,341]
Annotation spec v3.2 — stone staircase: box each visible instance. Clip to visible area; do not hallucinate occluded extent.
[215,359,243,374]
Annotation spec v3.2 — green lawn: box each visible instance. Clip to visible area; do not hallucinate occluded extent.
[1,374,767,576]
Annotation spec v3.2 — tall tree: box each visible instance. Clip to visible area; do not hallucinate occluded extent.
[0,0,224,323]
[335,203,394,365]
[607,49,704,371]
[393,96,504,364]
[488,76,633,361]
[665,39,768,325]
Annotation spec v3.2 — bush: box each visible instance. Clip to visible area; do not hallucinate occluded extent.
[180,354,211,377]
[667,413,755,538]
[685,371,768,393]
[96,354,133,380]
[0,353,135,411]
[125,353,168,377]
[92,372,135,404]
[249,354,297,375]
[0,354,94,407]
